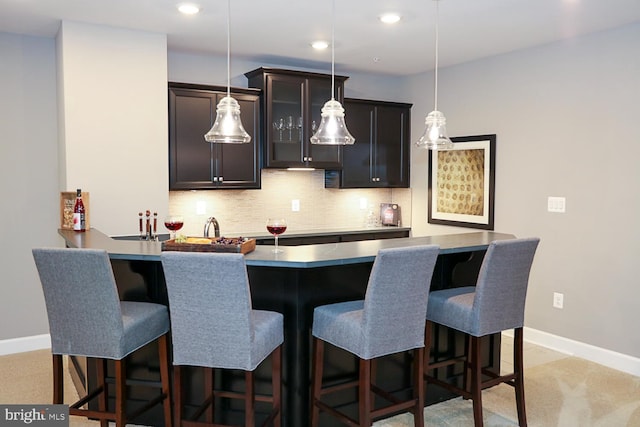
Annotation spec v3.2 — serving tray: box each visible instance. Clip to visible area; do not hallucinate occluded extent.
[161,237,256,254]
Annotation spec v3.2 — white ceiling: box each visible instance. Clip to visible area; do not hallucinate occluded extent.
[2,0,640,76]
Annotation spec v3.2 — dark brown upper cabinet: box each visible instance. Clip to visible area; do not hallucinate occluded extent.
[326,98,411,188]
[168,83,261,190]
[245,68,347,169]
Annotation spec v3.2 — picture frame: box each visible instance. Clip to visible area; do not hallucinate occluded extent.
[428,134,496,230]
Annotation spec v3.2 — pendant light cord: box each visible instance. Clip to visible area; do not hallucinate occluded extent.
[331,0,335,101]
[226,0,231,98]
[434,0,440,111]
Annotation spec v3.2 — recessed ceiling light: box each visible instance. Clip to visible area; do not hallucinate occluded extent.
[311,40,329,50]
[379,13,401,24]
[177,3,200,15]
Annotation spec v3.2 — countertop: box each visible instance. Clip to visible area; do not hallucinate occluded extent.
[59,228,516,268]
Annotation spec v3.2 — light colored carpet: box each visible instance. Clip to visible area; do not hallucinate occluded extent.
[377,357,640,427]
[2,349,639,426]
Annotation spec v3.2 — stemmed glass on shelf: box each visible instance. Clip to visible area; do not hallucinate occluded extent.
[266,218,287,253]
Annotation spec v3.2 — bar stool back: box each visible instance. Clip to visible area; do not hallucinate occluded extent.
[310,245,440,427]
[161,251,283,427]
[32,248,172,427]
[424,237,540,427]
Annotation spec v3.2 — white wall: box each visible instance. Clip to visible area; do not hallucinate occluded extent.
[409,24,640,358]
[57,22,169,235]
[0,33,60,342]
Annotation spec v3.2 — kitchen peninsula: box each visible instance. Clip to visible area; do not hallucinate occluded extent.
[59,228,515,427]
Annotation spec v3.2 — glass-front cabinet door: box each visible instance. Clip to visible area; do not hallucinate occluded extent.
[246,68,347,169]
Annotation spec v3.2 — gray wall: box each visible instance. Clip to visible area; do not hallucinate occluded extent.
[409,23,640,358]
[0,33,61,340]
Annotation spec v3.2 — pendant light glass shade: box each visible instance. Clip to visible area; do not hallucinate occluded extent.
[204,96,251,143]
[310,99,355,145]
[416,110,452,150]
[310,0,355,145]
[416,0,453,150]
[204,0,251,144]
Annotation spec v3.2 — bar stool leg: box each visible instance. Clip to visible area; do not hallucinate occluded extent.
[96,359,109,427]
[52,355,64,405]
[310,337,324,427]
[470,336,483,427]
[158,335,173,427]
[413,347,425,427]
[115,359,126,427]
[514,328,527,426]
[272,346,282,427]
[359,358,372,427]
[244,370,255,427]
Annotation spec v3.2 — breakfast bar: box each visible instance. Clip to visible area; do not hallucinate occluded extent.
[59,228,515,427]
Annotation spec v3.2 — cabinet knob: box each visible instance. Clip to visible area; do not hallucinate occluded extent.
[308,157,313,162]
[219,176,223,183]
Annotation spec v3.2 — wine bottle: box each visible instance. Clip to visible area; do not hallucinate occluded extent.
[73,189,86,232]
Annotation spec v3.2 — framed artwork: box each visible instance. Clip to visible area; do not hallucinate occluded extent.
[428,134,496,230]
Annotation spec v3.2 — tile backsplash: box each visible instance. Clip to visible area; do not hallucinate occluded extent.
[169,169,411,237]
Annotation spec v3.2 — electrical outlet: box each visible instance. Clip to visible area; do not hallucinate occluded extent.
[553,292,564,309]
[359,197,368,210]
[291,199,300,212]
[196,201,206,215]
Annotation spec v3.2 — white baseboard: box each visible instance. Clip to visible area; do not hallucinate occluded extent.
[503,327,640,377]
[0,334,50,356]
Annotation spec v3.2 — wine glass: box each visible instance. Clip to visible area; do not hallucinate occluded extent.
[286,116,294,141]
[164,215,184,240]
[266,218,287,253]
[274,118,284,142]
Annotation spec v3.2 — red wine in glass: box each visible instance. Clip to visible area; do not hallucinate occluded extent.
[164,216,184,240]
[266,218,287,253]
[266,225,287,235]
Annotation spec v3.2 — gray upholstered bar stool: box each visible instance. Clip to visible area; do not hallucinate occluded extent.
[310,245,440,427]
[161,251,283,427]
[32,248,172,427]
[424,237,540,427]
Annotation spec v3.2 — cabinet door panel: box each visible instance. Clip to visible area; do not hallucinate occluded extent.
[308,80,341,166]
[341,101,374,187]
[218,94,261,187]
[375,105,409,187]
[268,76,304,166]
[170,90,215,188]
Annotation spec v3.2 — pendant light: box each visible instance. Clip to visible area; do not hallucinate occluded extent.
[416,0,454,150]
[204,0,251,144]
[310,0,355,145]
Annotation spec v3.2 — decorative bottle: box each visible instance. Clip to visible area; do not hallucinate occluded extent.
[73,189,86,232]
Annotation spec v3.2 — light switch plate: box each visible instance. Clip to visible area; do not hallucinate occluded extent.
[547,196,566,213]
